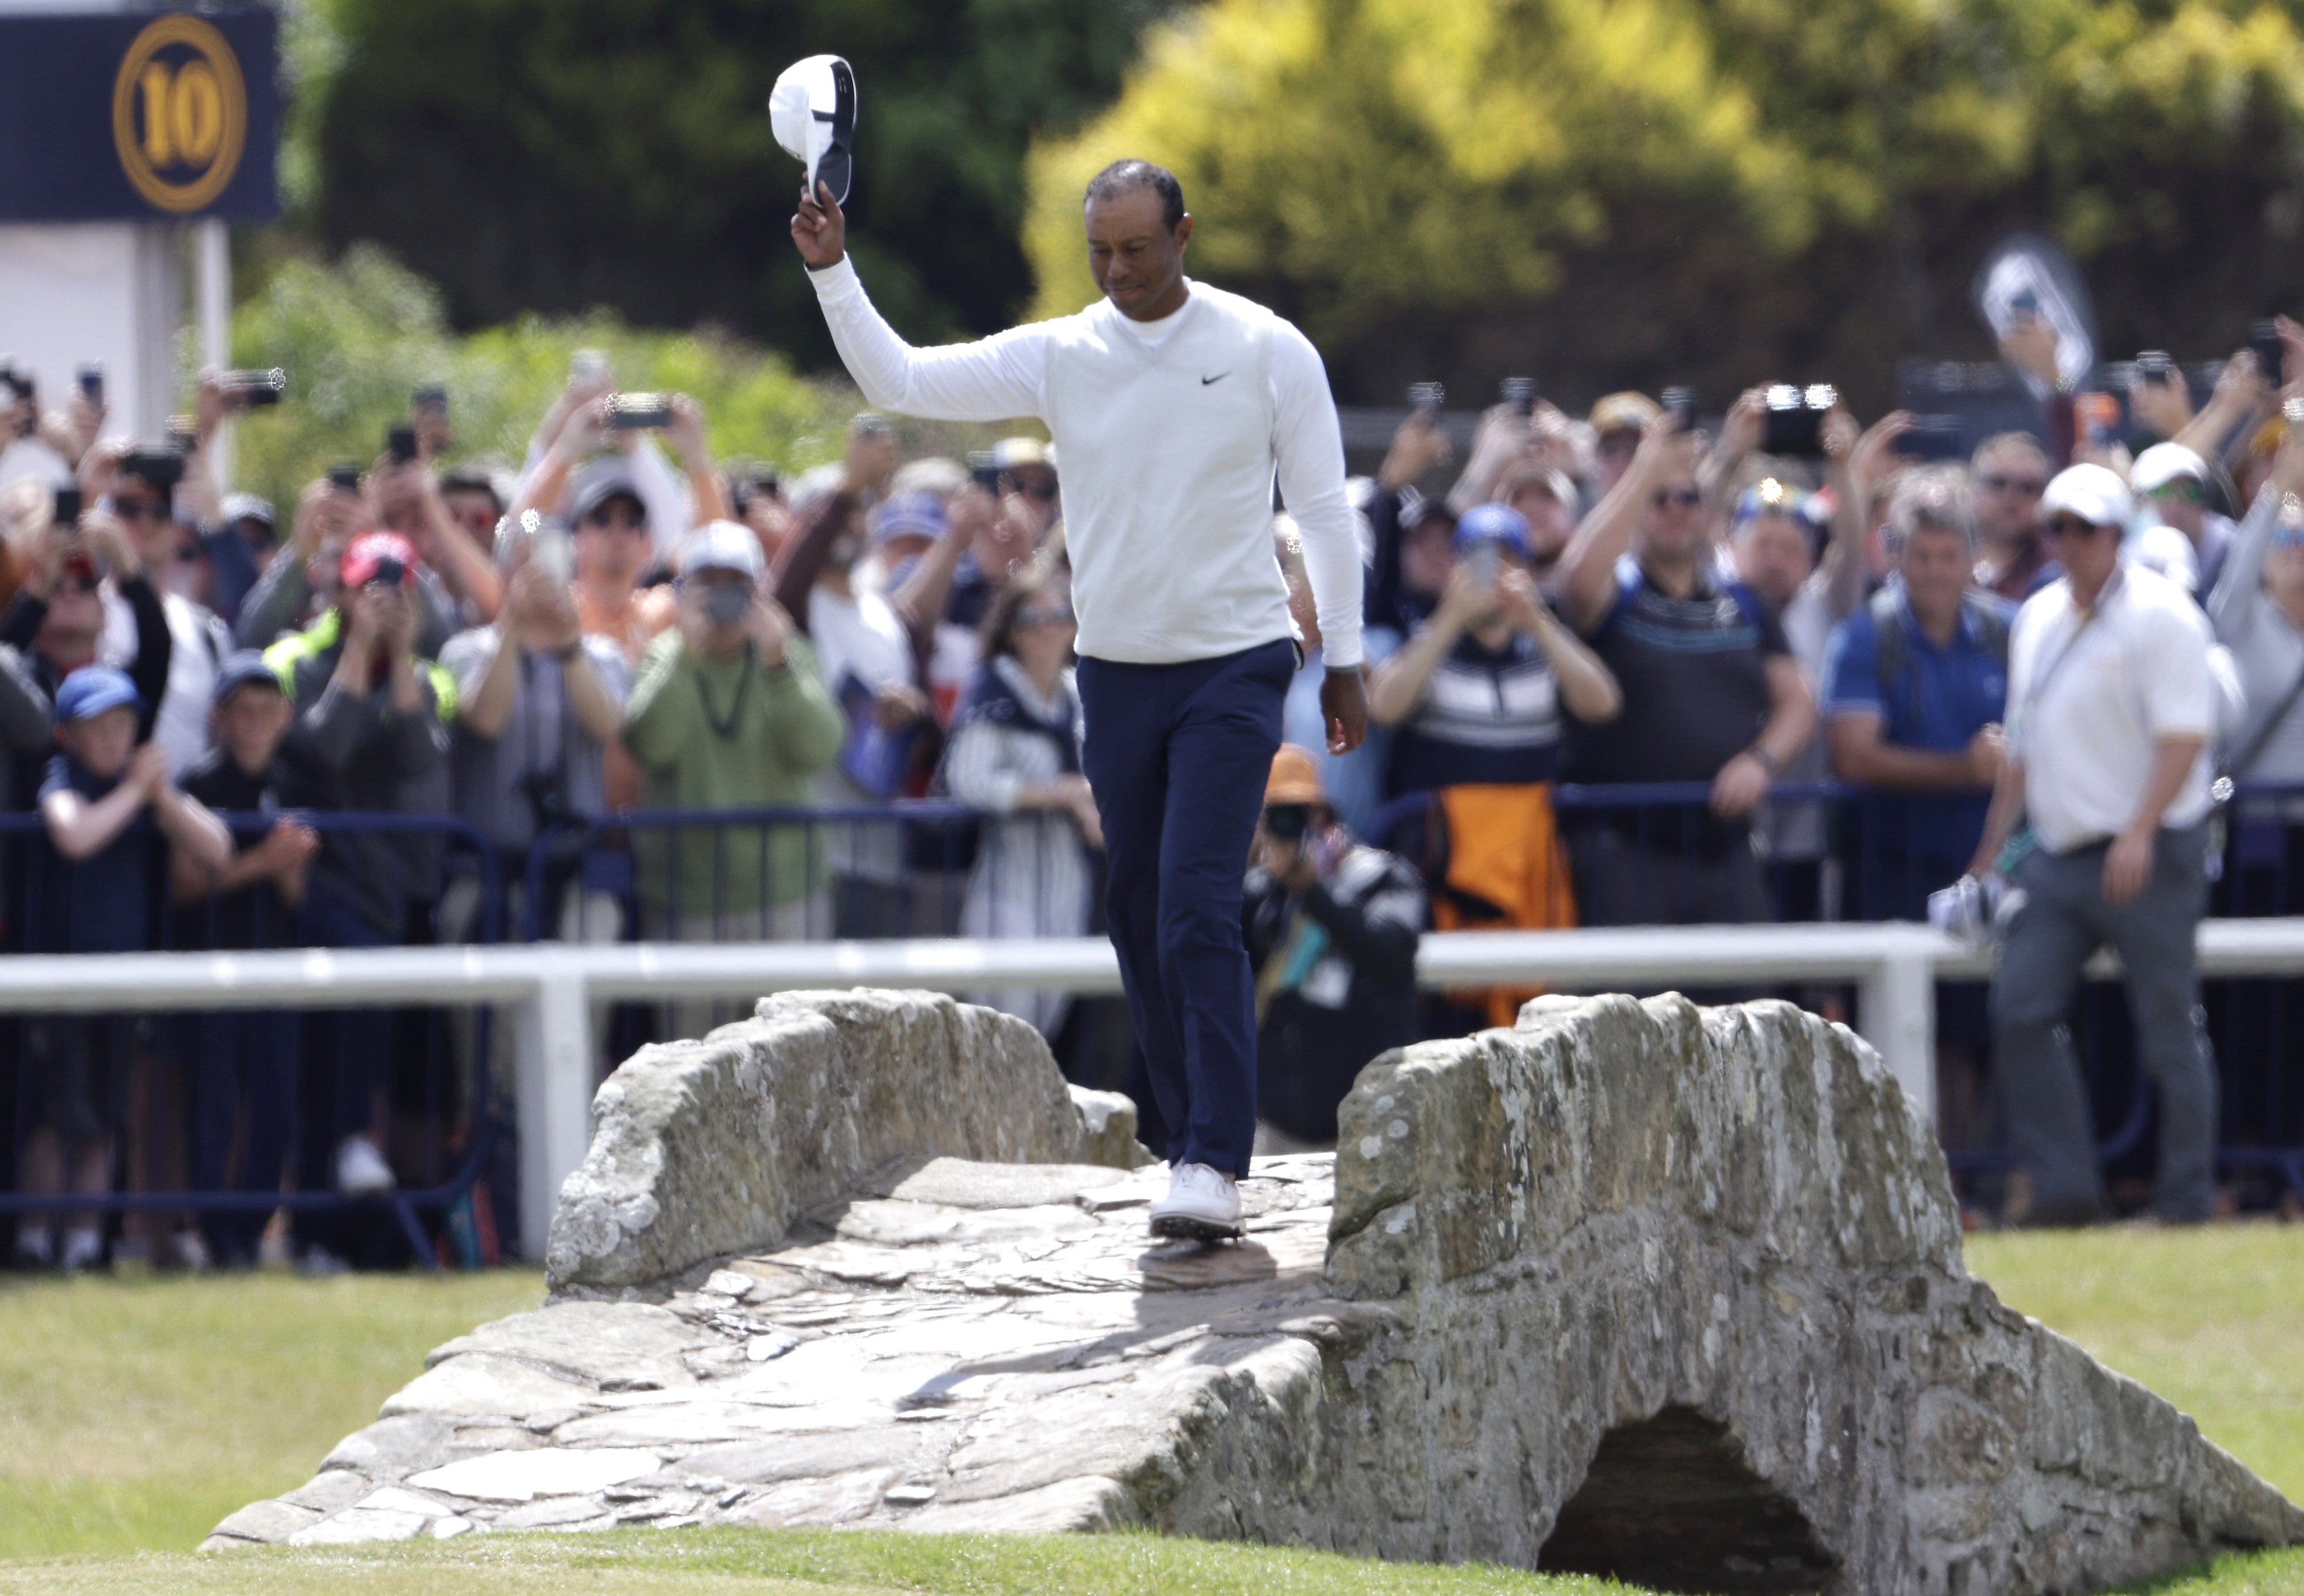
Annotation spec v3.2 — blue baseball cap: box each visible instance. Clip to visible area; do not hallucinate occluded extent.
[1452,503,1533,559]
[212,649,285,706]
[870,491,946,547]
[55,665,141,724]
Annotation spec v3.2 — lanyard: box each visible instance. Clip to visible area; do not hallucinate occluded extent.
[695,643,756,741]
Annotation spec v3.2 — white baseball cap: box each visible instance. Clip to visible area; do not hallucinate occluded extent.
[677,520,766,581]
[2130,441,2209,496]
[769,55,858,206]
[2039,462,2133,529]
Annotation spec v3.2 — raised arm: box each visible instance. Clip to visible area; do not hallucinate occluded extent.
[794,184,1047,422]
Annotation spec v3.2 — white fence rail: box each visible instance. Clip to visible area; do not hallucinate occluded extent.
[3,919,2299,1258]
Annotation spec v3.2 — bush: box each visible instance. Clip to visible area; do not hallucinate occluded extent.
[225,246,857,517]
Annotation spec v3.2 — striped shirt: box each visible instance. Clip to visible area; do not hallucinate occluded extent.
[1390,626,1563,792]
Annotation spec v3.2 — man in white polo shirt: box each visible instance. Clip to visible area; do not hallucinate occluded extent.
[791,159,1368,1240]
[1969,463,2219,1225]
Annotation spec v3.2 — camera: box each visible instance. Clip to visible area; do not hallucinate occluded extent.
[219,368,286,407]
[1660,386,1698,434]
[1,361,34,437]
[2135,350,2174,387]
[1761,383,1838,458]
[608,392,672,431]
[2251,320,2286,386]
[120,446,185,492]
[967,449,1005,494]
[1407,382,1445,419]
[328,463,363,493]
[53,486,82,527]
[1262,804,1313,842]
[1499,376,1538,417]
[368,555,407,589]
[387,424,419,464]
[700,581,751,627]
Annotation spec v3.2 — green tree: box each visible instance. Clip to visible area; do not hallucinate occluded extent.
[302,0,1182,364]
[1025,0,2304,408]
[226,246,854,517]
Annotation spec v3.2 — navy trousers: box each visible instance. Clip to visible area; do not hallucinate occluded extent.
[1077,639,1292,1177]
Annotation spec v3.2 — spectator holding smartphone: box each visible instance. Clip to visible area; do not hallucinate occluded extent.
[264,532,455,1199]
[15,668,228,1270]
[1553,418,1816,926]
[1971,464,2219,1226]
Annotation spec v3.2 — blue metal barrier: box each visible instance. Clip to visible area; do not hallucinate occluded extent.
[0,810,507,1267]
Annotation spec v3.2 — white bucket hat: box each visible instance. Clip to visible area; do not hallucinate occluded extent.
[769,55,858,206]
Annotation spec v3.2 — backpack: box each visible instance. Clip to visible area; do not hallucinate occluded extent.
[1867,586,2009,703]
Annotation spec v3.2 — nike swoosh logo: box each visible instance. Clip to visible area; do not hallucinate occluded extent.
[1201,372,1231,385]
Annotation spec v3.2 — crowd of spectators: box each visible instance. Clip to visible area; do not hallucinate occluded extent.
[5,307,2304,1267]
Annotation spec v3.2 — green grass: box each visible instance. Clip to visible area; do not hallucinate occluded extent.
[0,1228,2299,1594]
[1964,1225,2304,1503]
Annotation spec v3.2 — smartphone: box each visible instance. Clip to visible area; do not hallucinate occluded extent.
[571,349,611,388]
[166,415,199,453]
[2135,350,2173,387]
[412,384,447,418]
[2076,392,2120,451]
[123,447,185,490]
[328,462,362,493]
[220,368,286,407]
[1406,382,1445,419]
[1469,541,1500,587]
[2251,319,2286,386]
[1660,386,1698,434]
[53,486,82,527]
[528,517,573,583]
[609,393,672,431]
[387,424,419,464]
[1499,376,1538,417]
[1761,383,1837,458]
[967,450,1004,494]
[76,364,103,406]
[1894,415,1966,461]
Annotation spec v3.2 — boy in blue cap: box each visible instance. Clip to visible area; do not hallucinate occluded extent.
[174,651,320,1264]
[13,667,229,1271]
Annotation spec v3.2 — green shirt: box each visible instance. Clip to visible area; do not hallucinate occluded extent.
[622,629,846,913]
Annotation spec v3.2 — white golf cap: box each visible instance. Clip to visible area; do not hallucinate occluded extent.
[2039,462,2133,529]
[769,55,857,206]
[678,520,766,581]
[2132,522,2199,593]
[2130,440,2209,495]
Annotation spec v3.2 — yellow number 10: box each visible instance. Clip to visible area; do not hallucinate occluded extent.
[138,59,225,169]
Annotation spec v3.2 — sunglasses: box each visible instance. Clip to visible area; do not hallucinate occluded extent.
[1015,602,1075,627]
[57,572,100,596]
[1652,488,1703,510]
[1014,479,1058,503]
[173,543,205,564]
[2045,514,2110,540]
[112,496,164,521]
[2271,527,2304,551]
[1262,804,1312,842]
[1980,474,2047,497]
[583,505,647,530]
[2149,479,2206,505]
[1598,432,1641,457]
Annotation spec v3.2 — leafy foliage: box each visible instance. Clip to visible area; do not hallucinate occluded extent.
[303,0,1182,361]
[227,246,854,517]
[1025,0,2304,407]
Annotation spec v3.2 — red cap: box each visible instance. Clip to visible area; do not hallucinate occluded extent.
[340,532,417,590]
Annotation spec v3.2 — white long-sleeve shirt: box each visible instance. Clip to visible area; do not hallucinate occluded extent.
[808,257,1363,668]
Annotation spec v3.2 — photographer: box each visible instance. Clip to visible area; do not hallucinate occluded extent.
[1243,748,1423,1145]
[1552,417,1816,926]
[235,473,459,657]
[516,382,729,555]
[1971,465,2219,1226]
[440,541,630,945]
[623,523,845,975]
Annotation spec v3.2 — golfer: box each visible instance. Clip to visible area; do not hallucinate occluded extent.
[792,159,1368,1238]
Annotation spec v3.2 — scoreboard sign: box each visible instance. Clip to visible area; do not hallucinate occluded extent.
[0,9,279,222]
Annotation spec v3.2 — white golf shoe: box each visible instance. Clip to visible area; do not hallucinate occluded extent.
[1149,1161,1244,1242]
